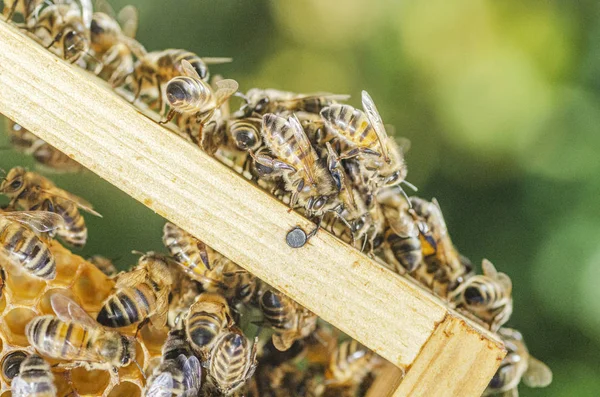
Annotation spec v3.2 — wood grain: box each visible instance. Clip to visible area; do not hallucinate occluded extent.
[0,20,504,395]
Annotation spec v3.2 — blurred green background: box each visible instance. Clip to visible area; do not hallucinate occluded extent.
[2,0,599,395]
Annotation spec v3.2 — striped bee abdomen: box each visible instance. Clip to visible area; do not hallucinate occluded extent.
[97,284,156,328]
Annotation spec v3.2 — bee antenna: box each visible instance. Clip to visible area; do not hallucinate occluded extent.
[133,358,145,379]
[401,180,418,192]
[394,185,411,208]
[131,250,145,256]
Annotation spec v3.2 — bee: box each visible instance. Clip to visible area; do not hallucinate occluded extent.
[325,340,377,389]
[320,90,391,163]
[11,354,56,397]
[224,117,263,154]
[88,255,117,277]
[0,210,64,280]
[2,350,28,381]
[26,294,137,383]
[162,60,238,125]
[237,88,349,118]
[129,49,231,113]
[145,329,202,397]
[3,0,38,22]
[483,328,552,396]
[450,259,513,332]
[26,0,93,63]
[409,197,473,297]
[0,167,101,247]
[162,222,210,281]
[96,252,174,330]
[207,326,258,395]
[167,276,200,329]
[5,120,83,173]
[250,113,343,229]
[185,292,234,360]
[89,1,144,86]
[260,289,317,351]
[200,257,258,306]
[377,189,424,273]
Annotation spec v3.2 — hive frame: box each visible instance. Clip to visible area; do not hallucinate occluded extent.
[0,20,505,396]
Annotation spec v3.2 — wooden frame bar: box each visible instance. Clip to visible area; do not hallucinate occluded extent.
[0,20,504,396]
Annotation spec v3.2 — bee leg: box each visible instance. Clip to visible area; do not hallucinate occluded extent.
[5,0,18,21]
[134,318,150,339]
[338,147,381,161]
[306,215,324,240]
[158,109,176,125]
[156,77,164,116]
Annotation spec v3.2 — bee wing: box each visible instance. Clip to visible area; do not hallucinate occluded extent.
[361,90,390,161]
[50,294,98,328]
[94,0,115,17]
[389,211,420,238]
[117,5,138,38]
[1,210,65,234]
[201,57,233,65]
[180,59,202,80]
[41,188,102,217]
[523,356,552,388]
[288,114,318,186]
[146,372,174,397]
[11,376,35,397]
[214,79,239,107]
[182,355,202,394]
[481,259,498,278]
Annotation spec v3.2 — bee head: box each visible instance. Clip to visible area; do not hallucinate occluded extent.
[62,29,88,62]
[0,167,26,194]
[463,284,489,307]
[306,195,329,217]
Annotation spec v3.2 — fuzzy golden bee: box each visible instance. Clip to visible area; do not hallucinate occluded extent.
[0,167,100,247]
[145,328,202,397]
[325,339,378,390]
[25,0,93,63]
[260,289,317,351]
[89,1,143,85]
[450,259,513,332]
[96,252,174,330]
[10,354,56,397]
[206,326,258,395]
[184,292,233,360]
[4,120,83,173]
[129,49,231,113]
[163,222,211,281]
[0,210,64,280]
[483,328,552,396]
[26,294,137,382]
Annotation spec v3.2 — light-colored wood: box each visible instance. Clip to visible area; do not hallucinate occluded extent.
[0,20,504,395]
[392,315,504,396]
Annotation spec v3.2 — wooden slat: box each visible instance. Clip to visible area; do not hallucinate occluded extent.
[0,20,504,395]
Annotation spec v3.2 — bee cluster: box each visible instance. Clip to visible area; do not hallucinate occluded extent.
[1,1,553,396]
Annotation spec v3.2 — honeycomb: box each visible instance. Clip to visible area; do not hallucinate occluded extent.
[0,241,163,397]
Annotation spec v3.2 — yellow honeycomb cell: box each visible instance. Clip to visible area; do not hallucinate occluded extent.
[0,243,153,396]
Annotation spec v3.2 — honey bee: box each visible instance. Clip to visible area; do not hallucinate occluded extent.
[185,292,234,360]
[167,276,200,329]
[5,120,83,173]
[89,1,144,85]
[88,255,117,277]
[260,289,317,351]
[96,252,175,330]
[162,60,238,124]
[26,0,93,63]
[450,259,513,332]
[2,350,28,381]
[237,88,349,118]
[26,294,136,382]
[409,197,473,297]
[0,210,64,280]
[207,326,258,395]
[250,113,342,228]
[10,354,56,397]
[3,0,38,22]
[129,49,231,113]
[483,328,552,396]
[0,167,101,247]
[325,340,378,389]
[200,257,259,306]
[162,222,211,281]
[145,329,202,397]
[320,90,391,163]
